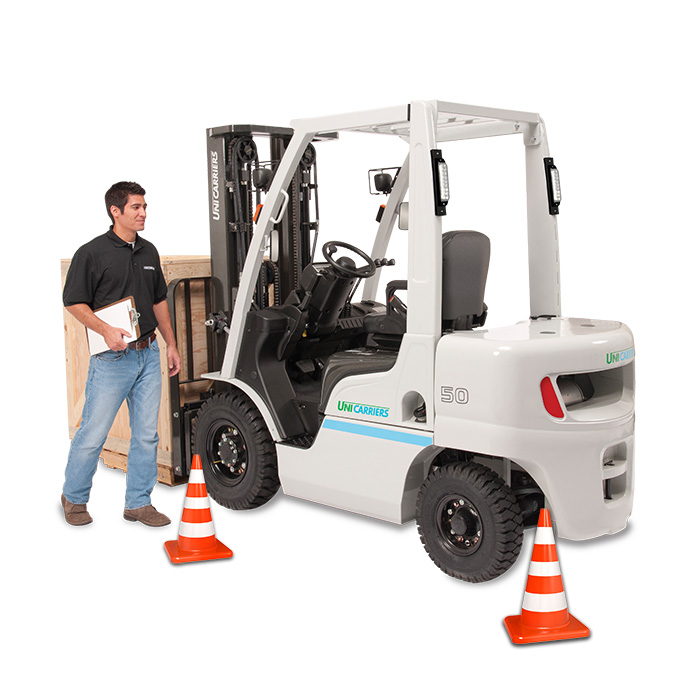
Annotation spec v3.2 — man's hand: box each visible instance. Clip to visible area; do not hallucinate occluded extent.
[66,304,130,352]
[166,344,181,377]
[103,325,132,351]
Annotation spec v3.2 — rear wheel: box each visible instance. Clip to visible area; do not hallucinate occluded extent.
[192,391,280,509]
[416,462,523,582]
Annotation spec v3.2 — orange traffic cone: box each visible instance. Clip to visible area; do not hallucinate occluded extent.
[504,508,589,644]
[164,454,233,564]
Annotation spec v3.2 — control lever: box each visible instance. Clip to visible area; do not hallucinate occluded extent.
[205,311,230,335]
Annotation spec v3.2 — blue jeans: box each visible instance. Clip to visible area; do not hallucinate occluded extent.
[63,341,162,510]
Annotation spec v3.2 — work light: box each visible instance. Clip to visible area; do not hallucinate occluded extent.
[544,157,561,215]
[431,149,449,216]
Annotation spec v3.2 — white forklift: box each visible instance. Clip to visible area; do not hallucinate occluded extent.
[189,101,635,582]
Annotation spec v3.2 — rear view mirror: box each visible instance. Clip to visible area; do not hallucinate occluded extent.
[374,172,393,194]
[368,166,401,195]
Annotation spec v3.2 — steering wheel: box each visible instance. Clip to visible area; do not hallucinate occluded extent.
[322,241,377,279]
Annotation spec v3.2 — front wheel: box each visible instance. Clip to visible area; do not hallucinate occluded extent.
[192,391,280,509]
[416,462,523,582]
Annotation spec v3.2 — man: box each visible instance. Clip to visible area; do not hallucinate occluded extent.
[61,181,181,527]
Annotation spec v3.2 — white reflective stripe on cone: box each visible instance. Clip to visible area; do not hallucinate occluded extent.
[528,560,561,576]
[522,591,568,612]
[178,520,216,538]
[183,496,211,509]
[188,469,205,483]
[533,527,556,546]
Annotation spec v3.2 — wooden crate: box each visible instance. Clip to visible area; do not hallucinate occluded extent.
[61,255,214,485]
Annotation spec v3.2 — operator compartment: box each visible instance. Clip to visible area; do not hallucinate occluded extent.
[235,260,360,440]
[234,247,398,443]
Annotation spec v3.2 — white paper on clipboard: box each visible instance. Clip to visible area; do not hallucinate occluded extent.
[86,296,141,355]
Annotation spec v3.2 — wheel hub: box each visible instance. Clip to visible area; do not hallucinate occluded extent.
[213,425,247,478]
[438,497,483,554]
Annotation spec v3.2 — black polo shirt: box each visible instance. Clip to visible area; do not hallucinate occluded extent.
[63,227,168,339]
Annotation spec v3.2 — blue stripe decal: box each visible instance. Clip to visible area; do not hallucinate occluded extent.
[322,418,431,446]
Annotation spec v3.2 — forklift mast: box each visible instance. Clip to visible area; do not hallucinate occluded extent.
[205,124,321,338]
[168,124,327,481]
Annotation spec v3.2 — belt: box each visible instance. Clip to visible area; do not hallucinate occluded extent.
[127,333,157,350]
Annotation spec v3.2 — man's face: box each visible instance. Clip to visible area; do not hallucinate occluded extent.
[112,194,147,233]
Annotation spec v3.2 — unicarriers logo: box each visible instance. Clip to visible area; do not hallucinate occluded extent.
[210,151,220,221]
[337,400,389,418]
[606,346,634,365]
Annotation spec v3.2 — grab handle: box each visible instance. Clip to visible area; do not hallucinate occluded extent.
[270,190,289,224]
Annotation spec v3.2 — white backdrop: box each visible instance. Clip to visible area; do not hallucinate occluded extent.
[2,1,672,672]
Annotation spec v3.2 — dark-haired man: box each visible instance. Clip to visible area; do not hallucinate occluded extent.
[61,181,181,527]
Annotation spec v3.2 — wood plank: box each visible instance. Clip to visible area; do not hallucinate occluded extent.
[101,449,178,486]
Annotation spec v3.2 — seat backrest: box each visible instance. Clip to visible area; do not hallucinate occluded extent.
[441,230,490,331]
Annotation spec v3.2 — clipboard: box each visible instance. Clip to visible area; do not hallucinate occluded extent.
[86,296,141,355]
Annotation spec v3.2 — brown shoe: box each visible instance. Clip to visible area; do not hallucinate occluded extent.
[123,504,171,527]
[61,494,93,526]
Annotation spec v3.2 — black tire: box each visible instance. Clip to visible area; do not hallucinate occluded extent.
[416,462,523,582]
[192,391,280,509]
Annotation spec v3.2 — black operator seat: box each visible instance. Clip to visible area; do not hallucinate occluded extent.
[441,230,490,331]
[361,229,491,341]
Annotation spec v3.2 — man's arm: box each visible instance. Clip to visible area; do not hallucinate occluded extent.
[66,303,131,351]
[153,300,181,377]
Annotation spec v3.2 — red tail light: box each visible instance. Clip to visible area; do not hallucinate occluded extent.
[540,377,564,418]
